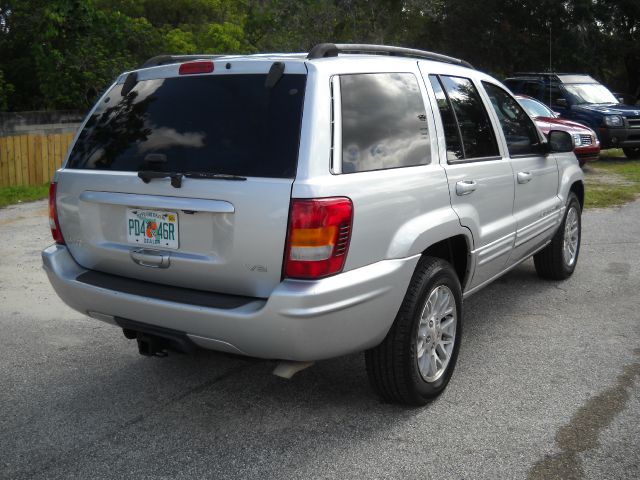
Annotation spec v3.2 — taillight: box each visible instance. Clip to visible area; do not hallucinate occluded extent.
[178,61,214,75]
[284,198,353,279]
[48,182,65,244]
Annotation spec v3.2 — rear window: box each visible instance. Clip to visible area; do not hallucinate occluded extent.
[67,73,306,178]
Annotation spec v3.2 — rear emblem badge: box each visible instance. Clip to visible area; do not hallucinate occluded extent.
[245,264,267,272]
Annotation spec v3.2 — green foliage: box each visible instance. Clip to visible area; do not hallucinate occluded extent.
[0,0,638,112]
[0,70,14,110]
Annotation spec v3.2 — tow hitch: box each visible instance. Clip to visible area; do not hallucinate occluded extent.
[118,318,197,357]
[131,331,171,357]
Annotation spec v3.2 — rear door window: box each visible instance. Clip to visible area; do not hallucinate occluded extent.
[339,73,430,173]
[67,74,307,178]
[430,75,500,162]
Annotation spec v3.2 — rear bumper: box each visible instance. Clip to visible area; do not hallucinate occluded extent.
[42,244,418,361]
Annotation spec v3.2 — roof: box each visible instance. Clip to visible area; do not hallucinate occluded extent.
[140,43,474,70]
[508,73,598,84]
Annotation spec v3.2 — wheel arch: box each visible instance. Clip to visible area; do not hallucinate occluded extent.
[557,154,585,207]
[420,235,472,291]
[570,180,584,209]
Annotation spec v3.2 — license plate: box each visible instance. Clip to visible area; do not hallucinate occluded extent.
[126,209,179,249]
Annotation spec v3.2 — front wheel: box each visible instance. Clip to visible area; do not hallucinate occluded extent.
[622,147,640,160]
[534,192,582,280]
[365,257,463,406]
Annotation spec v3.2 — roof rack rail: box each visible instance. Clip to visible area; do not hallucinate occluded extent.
[307,43,474,69]
[140,54,226,69]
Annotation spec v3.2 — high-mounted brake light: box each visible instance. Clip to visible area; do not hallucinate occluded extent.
[48,182,65,244]
[179,61,214,75]
[284,198,353,279]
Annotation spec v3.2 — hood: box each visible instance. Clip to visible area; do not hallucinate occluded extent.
[534,116,595,135]
[573,103,640,117]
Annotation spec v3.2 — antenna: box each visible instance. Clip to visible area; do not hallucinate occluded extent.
[549,22,552,72]
[549,20,552,106]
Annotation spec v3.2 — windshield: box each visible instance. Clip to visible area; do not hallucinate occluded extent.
[564,84,618,105]
[67,73,306,178]
[518,97,555,118]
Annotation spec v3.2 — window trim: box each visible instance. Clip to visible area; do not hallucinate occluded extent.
[446,155,503,165]
[330,75,343,175]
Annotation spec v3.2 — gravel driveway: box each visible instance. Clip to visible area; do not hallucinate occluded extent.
[1,199,639,480]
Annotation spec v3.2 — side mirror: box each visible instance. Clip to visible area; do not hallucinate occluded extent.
[548,130,574,153]
[555,98,568,108]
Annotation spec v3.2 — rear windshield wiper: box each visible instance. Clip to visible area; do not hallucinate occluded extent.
[138,171,183,188]
[184,172,247,181]
[138,170,247,188]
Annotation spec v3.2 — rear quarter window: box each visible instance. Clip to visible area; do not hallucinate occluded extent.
[67,73,306,178]
[339,73,431,173]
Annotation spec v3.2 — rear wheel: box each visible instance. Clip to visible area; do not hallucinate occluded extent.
[623,147,640,160]
[534,192,581,280]
[365,257,462,406]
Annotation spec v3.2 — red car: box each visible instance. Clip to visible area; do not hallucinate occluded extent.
[516,95,600,167]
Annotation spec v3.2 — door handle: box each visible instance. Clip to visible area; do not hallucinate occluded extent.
[517,171,533,184]
[456,180,477,196]
[130,248,171,268]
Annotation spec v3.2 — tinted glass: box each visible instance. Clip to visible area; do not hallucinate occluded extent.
[521,81,543,99]
[429,75,464,161]
[518,97,555,118]
[67,74,306,178]
[483,82,541,156]
[340,73,430,173]
[545,84,566,108]
[439,76,499,159]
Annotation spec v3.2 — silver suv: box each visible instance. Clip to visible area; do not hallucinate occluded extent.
[42,44,584,405]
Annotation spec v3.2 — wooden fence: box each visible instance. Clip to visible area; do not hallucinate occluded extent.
[0,133,75,187]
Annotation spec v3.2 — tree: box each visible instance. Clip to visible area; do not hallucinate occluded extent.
[1,0,160,110]
[0,0,637,111]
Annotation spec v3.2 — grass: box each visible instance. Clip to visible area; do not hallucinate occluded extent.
[0,184,50,208]
[584,151,640,208]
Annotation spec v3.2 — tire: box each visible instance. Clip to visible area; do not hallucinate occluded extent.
[622,147,640,160]
[533,192,581,280]
[365,256,463,406]
[578,159,586,168]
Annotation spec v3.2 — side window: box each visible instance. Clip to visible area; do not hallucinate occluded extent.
[339,73,430,173]
[482,82,542,156]
[429,75,463,161]
[522,81,543,100]
[431,75,500,161]
[545,84,565,107]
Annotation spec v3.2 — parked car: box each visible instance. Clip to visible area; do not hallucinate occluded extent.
[504,73,640,159]
[516,94,600,167]
[43,44,584,406]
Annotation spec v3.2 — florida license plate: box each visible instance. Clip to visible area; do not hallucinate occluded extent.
[126,209,179,249]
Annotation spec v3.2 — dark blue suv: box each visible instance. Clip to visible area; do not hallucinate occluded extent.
[504,73,640,159]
